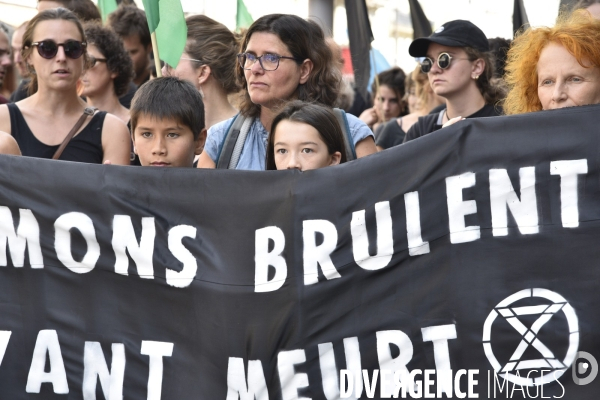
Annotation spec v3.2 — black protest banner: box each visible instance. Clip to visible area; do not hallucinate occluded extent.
[344,0,373,101]
[513,0,530,36]
[0,105,599,399]
[408,0,432,39]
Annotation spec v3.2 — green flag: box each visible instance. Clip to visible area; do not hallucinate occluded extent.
[236,0,253,31]
[141,0,187,68]
[141,0,160,33]
[97,0,118,22]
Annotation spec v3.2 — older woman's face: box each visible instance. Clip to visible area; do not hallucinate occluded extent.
[243,32,312,110]
[537,42,600,110]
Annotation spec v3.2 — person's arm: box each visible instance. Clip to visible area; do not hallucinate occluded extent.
[101,113,131,165]
[196,118,233,169]
[345,113,377,159]
[0,131,20,155]
[355,136,377,158]
[196,151,216,169]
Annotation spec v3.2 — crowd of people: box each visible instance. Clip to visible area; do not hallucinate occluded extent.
[0,0,599,172]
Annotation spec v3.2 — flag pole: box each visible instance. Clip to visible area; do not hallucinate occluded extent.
[370,45,379,96]
[151,32,162,78]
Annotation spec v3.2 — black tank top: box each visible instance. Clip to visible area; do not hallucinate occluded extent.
[7,103,105,163]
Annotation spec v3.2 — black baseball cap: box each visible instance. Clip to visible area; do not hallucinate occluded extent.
[409,20,489,57]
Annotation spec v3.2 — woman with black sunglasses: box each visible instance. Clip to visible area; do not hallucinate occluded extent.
[0,8,130,164]
[402,20,504,144]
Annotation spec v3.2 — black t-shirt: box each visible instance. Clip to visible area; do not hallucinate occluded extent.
[347,89,371,119]
[403,104,502,143]
[8,103,105,163]
[119,81,138,109]
[376,119,407,149]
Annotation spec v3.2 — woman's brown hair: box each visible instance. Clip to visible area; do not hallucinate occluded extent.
[463,47,506,107]
[22,8,88,95]
[185,15,240,94]
[236,14,341,118]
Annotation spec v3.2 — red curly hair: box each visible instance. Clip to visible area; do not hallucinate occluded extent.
[504,10,600,115]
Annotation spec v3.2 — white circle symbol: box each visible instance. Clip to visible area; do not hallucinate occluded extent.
[482,288,579,386]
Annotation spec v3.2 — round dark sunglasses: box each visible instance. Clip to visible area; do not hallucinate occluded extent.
[31,40,87,60]
[88,55,107,68]
[420,52,469,73]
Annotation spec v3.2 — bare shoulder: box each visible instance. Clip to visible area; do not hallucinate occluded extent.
[0,104,11,134]
[100,113,130,165]
[196,151,216,169]
[355,135,377,158]
[101,112,130,140]
[0,131,21,155]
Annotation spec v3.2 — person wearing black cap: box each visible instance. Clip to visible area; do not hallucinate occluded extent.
[403,20,503,143]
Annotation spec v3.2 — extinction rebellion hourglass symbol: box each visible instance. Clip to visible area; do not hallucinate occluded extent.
[482,288,579,386]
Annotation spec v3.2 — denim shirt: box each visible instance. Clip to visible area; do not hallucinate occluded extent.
[204,113,374,171]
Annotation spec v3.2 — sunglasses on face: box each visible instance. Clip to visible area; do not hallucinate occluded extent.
[420,52,468,73]
[31,39,86,60]
[88,55,107,68]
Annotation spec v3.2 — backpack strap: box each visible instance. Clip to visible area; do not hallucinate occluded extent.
[52,107,97,160]
[228,117,254,169]
[436,109,446,127]
[216,114,246,169]
[332,108,356,161]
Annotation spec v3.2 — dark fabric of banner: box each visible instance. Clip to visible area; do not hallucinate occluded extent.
[0,105,599,399]
[408,0,432,39]
[513,0,530,36]
[344,0,373,100]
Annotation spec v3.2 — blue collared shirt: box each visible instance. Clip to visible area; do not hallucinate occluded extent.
[204,113,373,171]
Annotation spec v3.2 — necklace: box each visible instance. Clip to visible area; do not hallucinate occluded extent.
[444,109,452,121]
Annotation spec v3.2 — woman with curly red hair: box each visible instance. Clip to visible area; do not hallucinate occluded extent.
[504,10,600,114]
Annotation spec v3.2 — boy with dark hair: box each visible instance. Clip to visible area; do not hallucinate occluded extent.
[107,4,152,87]
[130,77,206,168]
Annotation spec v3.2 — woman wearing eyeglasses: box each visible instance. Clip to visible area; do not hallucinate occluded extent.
[0,8,130,164]
[163,15,239,131]
[196,13,376,170]
[81,24,133,125]
[402,20,504,144]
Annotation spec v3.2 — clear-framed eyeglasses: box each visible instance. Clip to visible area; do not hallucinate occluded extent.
[164,57,203,75]
[237,53,299,71]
